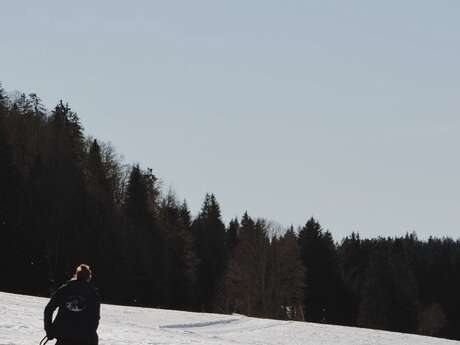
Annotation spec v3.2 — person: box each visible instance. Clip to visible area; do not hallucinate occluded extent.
[44,264,100,345]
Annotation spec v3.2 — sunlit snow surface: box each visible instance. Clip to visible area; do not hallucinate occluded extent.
[1,291,458,345]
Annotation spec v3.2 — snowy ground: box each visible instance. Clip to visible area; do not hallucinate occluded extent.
[1,291,458,345]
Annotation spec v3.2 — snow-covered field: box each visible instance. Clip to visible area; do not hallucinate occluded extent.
[1,291,458,345]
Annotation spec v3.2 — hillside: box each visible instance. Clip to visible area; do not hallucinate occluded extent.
[1,292,458,345]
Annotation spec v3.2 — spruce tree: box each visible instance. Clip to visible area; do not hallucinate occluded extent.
[158,193,197,309]
[46,101,86,285]
[298,218,344,323]
[123,164,160,306]
[338,232,369,324]
[226,218,240,256]
[224,213,270,316]
[0,105,24,291]
[84,139,122,300]
[268,228,305,320]
[191,193,227,311]
[0,82,6,109]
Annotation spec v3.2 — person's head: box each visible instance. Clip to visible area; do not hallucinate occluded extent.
[74,264,92,282]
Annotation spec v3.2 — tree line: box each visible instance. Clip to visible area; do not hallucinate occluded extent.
[0,83,459,340]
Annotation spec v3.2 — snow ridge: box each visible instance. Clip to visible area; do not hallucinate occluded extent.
[160,318,242,329]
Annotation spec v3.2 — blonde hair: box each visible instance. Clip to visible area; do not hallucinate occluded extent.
[74,264,92,281]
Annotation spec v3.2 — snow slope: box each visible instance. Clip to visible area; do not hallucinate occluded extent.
[1,291,458,345]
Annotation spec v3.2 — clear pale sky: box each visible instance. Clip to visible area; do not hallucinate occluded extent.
[2,1,459,240]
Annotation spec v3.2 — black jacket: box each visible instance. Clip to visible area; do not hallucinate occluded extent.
[44,279,100,344]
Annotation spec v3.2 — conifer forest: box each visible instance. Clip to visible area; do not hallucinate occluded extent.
[0,83,459,340]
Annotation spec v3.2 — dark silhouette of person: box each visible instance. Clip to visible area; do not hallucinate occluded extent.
[44,265,100,345]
